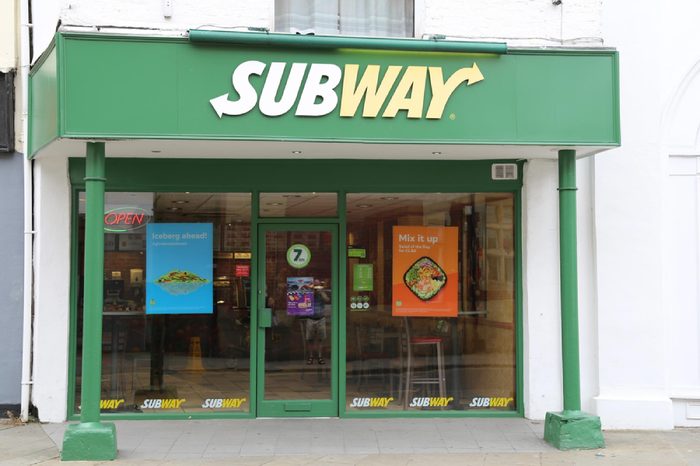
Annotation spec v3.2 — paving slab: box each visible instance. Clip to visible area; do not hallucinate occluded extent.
[1,418,699,465]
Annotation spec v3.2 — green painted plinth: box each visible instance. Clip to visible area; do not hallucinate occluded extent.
[61,422,117,461]
[544,410,605,450]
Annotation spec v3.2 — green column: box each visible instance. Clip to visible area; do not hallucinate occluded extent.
[558,149,581,412]
[543,150,604,450]
[61,142,117,461]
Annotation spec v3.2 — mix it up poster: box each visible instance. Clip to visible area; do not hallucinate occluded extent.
[392,226,458,317]
[146,223,213,314]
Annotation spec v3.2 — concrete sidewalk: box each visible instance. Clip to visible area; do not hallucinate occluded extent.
[1,418,699,465]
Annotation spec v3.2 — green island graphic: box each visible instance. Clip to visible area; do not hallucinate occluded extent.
[155,270,209,295]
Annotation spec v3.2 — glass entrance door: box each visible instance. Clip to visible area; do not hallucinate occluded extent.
[256,224,338,417]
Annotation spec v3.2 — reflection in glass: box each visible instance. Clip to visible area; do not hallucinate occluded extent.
[75,192,252,414]
[346,193,516,412]
[263,230,333,400]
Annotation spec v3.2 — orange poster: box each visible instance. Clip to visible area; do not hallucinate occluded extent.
[392,226,458,317]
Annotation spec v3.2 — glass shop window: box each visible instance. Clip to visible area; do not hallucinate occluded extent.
[345,193,516,412]
[259,192,338,217]
[275,0,414,38]
[74,192,252,414]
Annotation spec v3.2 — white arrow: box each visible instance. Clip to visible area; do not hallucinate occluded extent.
[210,61,266,118]
[210,94,238,119]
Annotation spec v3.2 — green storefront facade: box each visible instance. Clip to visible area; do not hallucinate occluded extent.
[29,31,617,458]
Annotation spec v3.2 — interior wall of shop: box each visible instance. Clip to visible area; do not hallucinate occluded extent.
[597,0,700,429]
[0,152,24,410]
[29,0,604,66]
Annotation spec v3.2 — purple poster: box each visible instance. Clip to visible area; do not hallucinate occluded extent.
[287,277,314,316]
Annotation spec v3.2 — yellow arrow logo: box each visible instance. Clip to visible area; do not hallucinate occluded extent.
[426,62,485,119]
[465,62,484,85]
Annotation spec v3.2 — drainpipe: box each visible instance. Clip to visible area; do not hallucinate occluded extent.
[19,0,34,423]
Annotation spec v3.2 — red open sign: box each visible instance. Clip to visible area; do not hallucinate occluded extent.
[104,207,151,232]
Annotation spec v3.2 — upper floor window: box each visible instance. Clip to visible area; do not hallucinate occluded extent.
[275,0,414,38]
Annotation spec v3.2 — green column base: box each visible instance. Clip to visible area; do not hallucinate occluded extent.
[544,410,605,450]
[61,422,117,461]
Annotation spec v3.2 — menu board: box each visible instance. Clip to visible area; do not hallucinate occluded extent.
[392,226,458,317]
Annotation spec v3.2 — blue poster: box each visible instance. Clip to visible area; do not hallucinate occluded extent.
[146,223,213,314]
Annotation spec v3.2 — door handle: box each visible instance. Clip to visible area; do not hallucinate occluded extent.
[259,308,272,328]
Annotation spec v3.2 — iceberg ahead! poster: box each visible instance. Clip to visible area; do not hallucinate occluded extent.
[146,223,213,314]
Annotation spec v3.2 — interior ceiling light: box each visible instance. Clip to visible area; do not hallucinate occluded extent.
[380,196,399,201]
[292,150,302,154]
[169,207,181,211]
[356,204,373,208]
[267,202,284,206]
[432,151,442,155]
[173,200,189,204]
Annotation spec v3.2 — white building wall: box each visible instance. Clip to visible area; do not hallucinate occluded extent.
[597,0,700,428]
[577,156,600,415]
[0,0,17,71]
[32,154,72,422]
[423,0,601,46]
[666,156,700,427]
[594,0,673,423]
[30,0,604,59]
[657,0,700,426]
[521,156,600,420]
[522,159,563,420]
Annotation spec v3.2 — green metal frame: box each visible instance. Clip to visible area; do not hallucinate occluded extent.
[66,157,524,420]
[557,149,581,411]
[62,142,117,461]
[256,223,339,417]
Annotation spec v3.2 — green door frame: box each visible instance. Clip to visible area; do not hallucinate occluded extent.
[256,223,340,417]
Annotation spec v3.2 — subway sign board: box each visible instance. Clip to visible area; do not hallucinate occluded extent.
[210,61,484,119]
[29,33,619,154]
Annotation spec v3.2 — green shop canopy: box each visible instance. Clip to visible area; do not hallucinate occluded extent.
[29,31,619,159]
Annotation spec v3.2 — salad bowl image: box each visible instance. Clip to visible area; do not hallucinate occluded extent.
[403,256,447,301]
